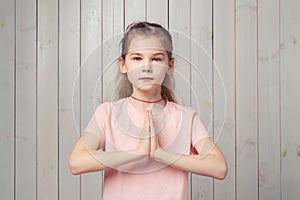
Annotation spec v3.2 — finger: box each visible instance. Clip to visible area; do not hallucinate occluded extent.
[143,110,150,128]
[148,110,155,137]
[147,110,152,137]
[141,110,149,137]
[147,110,154,153]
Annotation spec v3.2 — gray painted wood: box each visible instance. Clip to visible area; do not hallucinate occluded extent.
[257,0,281,199]
[124,0,146,28]
[213,0,236,199]
[0,0,15,199]
[59,0,81,199]
[102,0,124,103]
[169,0,191,108]
[190,0,214,199]
[280,0,300,199]
[146,0,168,27]
[80,0,103,199]
[236,0,258,199]
[37,0,59,199]
[15,0,37,199]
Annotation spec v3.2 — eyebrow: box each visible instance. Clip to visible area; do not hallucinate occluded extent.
[128,52,166,56]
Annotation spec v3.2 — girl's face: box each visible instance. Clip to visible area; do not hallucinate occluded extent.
[119,35,174,93]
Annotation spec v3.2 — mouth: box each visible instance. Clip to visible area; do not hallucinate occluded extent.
[138,77,154,81]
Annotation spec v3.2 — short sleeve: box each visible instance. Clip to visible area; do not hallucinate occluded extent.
[83,103,109,149]
[191,112,209,149]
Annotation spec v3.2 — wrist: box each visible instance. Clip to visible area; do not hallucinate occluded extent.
[131,147,149,158]
[151,149,182,166]
[150,148,167,162]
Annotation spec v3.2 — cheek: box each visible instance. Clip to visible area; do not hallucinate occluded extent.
[127,73,135,84]
[126,67,139,83]
[156,73,166,84]
[154,65,169,83]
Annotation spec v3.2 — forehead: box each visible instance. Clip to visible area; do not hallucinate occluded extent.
[127,36,166,53]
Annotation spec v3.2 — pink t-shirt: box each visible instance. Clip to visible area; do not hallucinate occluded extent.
[84,98,209,200]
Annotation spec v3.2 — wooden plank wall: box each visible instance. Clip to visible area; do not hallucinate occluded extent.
[1,0,300,199]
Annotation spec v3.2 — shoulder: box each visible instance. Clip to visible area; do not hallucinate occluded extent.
[94,101,110,114]
[165,102,199,123]
[166,101,196,116]
[96,98,127,112]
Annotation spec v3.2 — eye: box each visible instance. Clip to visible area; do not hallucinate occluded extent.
[132,56,142,61]
[152,57,163,62]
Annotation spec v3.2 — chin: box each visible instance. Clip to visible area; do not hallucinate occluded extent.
[135,83,161,92]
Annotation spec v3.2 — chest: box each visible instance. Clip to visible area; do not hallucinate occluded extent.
[104,114,192,154]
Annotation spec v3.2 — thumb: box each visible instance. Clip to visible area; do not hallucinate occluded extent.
[140,110,150,139]
[143,110,150,128]
[148,110,155,137]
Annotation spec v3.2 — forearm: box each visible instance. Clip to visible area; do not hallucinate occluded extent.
[69,148,145,175]
[152,149,227,180]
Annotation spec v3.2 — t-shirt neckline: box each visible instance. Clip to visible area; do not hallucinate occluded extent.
[126,97,169,117]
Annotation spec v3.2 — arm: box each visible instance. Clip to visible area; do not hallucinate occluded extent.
[69,132,146,175]
[151,138,228,180]
[69,110,152,175]
[147,110,227,180]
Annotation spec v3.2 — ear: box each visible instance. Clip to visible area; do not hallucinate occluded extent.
[119,57,127,74]
[167,58,174,74]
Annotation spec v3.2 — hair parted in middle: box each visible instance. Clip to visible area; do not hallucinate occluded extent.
[114,21,177,103]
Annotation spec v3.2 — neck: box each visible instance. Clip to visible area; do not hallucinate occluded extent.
[129,89,165,112]
[130,95,163,104]
[131,88,162,102]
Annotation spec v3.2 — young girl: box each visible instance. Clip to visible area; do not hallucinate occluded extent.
[69,21,227,200]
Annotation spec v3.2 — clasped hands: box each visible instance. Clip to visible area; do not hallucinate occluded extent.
[135,109,162,159]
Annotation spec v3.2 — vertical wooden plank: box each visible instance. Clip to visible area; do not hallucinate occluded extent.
[0,0,15,199]
[169,0,191,107]
[235,0,258,200]
[104,0,124,39]
[213,0,236,199]
[80,0,102,199]
[102,3,124,197]
[124,0,146,28]
[169,1,193,199]
[257,0,281,199]
[15,0,37,199]
[146,0,168,27]
[280,0,300,199]
[103,0,124,41]
[59,0,81,199]
[190,0,214,199]
[37,0,59,199]
[102,0,124,102]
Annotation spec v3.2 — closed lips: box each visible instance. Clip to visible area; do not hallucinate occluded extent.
[139,77,153,80]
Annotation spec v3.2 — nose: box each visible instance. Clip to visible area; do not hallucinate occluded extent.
[142,67,152,72]
[141,60,152,72]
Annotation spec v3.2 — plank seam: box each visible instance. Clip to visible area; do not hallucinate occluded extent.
[14,0,17,199]
[145,0,147,21]
[57,0,60,199]
[99,0,103,194]
[278,0,282,199]
[234,0,237,199]
[212,0,216,199]
[35,0,39,199]
[79,0,82,199]
[256,0,260,199]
